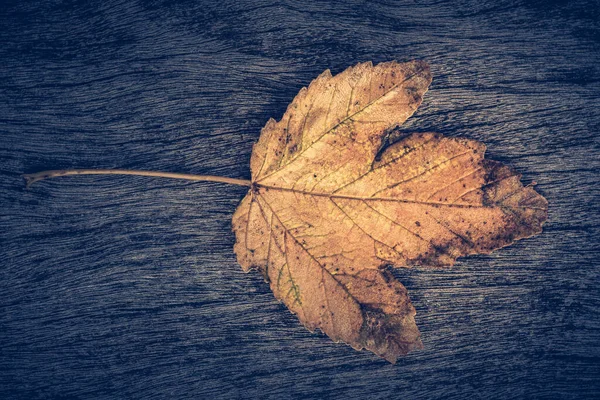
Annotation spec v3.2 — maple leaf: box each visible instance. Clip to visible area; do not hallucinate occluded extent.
[231,60,548,362]
[24,60,548,363]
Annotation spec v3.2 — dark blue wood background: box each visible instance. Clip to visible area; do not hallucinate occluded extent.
[1,1,599,398]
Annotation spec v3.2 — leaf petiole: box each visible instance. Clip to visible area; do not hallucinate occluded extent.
[23,169,252,188]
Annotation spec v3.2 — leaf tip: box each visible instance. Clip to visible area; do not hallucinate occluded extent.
[319,68,332,79]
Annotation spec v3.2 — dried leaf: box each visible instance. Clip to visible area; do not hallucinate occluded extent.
[232,60,547,362]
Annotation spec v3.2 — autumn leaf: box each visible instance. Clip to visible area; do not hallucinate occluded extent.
[231,60,548,362]
[24,59,548,363]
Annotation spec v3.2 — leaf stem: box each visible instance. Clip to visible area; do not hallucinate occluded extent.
[23,169,252,188]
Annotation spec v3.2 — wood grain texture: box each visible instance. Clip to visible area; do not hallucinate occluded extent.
[1,0,599,399]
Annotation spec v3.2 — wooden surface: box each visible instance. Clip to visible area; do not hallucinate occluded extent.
[1,0,599,398]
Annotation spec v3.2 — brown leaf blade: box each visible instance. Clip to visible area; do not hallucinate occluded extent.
[232,60,548,362]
